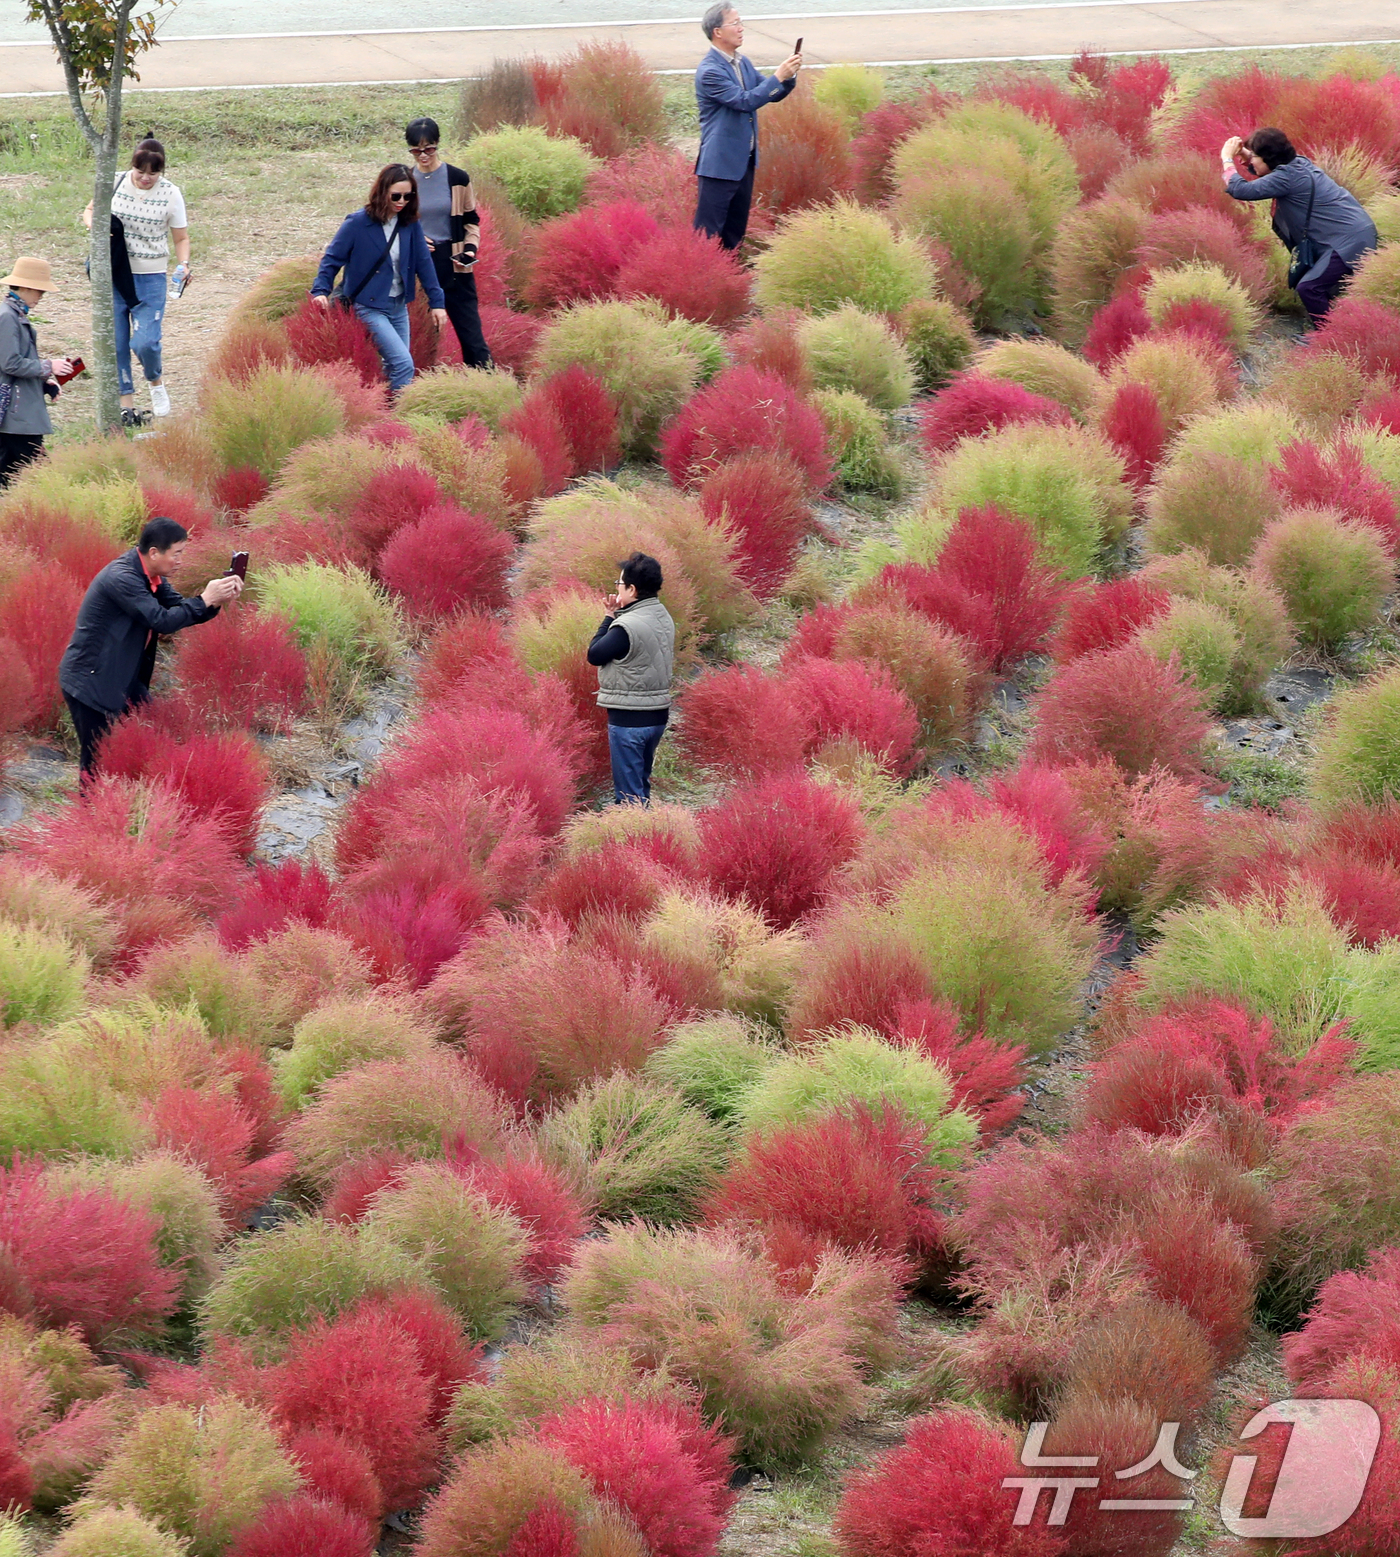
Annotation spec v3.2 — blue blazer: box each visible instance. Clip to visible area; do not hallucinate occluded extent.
[694,46,796,181]
[311,208,445,311]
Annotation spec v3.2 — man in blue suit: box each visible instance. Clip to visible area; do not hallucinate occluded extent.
[694,5,802,250]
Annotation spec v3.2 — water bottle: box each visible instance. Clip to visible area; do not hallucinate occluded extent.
[170,263,190,299]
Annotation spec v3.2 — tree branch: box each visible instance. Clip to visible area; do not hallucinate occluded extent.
[33,0,101,149]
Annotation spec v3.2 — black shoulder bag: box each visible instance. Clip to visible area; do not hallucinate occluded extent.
[1287,171,1320,292]
[332,216,400,311]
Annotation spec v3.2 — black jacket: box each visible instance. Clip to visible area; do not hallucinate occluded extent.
[59,548,217,714]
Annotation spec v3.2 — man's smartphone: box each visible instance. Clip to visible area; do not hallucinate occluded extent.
[794,36,803,51]
[227,551,249,581]
[52,356,85,386]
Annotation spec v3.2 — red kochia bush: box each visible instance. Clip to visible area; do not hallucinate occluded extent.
[699,770,866,929]
[885,505,1070,671]
[979,68,1084,136]
[676,663,811,780]
[835,1408,1069,1557]
[151,1086,297,1225]
[0,570,85,731]
[1309,297,1400,381]
[478,304,544,378]
[919,373,1072,457]
[3,505,120,592]
[502,397,573,497]
[1079,55,1173,155]
[697,451,811,596]
[347,465,442,558]
[213,466,270,514]
[527,839,673,928]
[0,1158,178,1342]
[704,1105,948,1272]
[1082,289,1151,370]
[218,857,333,950]
[276,1427,380,1520]
[368,1286,487,1424]
[15,777,242,962]
[585,142,695,225]
[284,296,384,387]
[1282,1245,1400,1389]
[851,98,936,203]
[375,504,513,620]
[1135,204,1270,302]
[891,999,1028,1140]
[445,1139,592,1285]
[268,1300,441,1515]
[1098,380,1169,489]
[226,1497,376,1557]
[525,199,660,311]
[175,606,308,733]
[535,1396,736,1557]
[615,226,752,327]
[726,307,812,392]
[1271,438,1400,553]
[335,851,493,987]
[1054,575,1170,662]
[95,704,271,855]
[1028,643,1211,781]
[755,81,855,215]
[661,366,832,493]
[780,655,920,776]
[532,364,621,474]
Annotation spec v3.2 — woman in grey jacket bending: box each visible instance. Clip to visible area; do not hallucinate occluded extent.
[1221,128,1378,325]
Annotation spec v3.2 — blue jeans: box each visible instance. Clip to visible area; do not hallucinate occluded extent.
[354,298,414,393]
[114,271,167,394]
[608,721,667,804]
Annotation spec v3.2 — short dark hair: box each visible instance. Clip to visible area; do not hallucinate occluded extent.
[132,137,165,174]
[701,3,735,39]
[366,164,419,223]
[1244,128,1296,169]
[139,517,189,553]
[406,116,440,146]
[619,552,663,597]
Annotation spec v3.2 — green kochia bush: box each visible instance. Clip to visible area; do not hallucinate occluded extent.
[272,998,437,1107]
[1137,596,1241,714]
[534,299,702,456]
[366,1163,529,1338]
[799,307,916,411]
[1133,884,1350,1054]
[1142,261,1262,354]
[258,561,402,705]
[1251,507,1392,647]
[753,200,936,316]
[976,337,1101,420]
[814,389,905,497]
[1144,452,1279,567]
[898,298,977,392]
[0,1038,149,1158]
[48,1508,187,1557]
[736,1028,977,1165]
[199,1215,436,1358]
[0,917,89,1029]
[812,63,885,127]
[642,1015,780,1125]
[539,1072,731,1224]
[1341,943,1400,1070]
[468,125,598,218]
[396,365,523,428]
[204,364,344,482]
[80,1398,301,1555]
[1310,666,1400,811]
[922,423,1132,577]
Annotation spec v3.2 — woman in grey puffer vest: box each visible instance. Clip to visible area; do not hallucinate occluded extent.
[0,256,73,488]
[1221,127,1378,324]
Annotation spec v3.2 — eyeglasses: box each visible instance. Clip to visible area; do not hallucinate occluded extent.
[409,144,439,157]
[389,192,411,202]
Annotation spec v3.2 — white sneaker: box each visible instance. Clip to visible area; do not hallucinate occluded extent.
[150,384,171,417]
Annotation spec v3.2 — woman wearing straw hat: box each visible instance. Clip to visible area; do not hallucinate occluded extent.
[0,257,72,490]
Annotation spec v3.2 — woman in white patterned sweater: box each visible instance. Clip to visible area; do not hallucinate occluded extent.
[83,139,189,426]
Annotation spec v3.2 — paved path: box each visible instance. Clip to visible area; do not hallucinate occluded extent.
[3,0,1397,93]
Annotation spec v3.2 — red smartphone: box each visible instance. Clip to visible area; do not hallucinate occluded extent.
[795,36,803,52]
[227,551,249,581]
[52,356,85,386]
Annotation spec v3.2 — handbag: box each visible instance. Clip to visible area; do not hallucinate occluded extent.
[1287,171,1321,291]
[0,376,14,428]
[331,217,400,311]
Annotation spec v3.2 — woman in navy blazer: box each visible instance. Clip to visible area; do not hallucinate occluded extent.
[312,164,447,393]
[693,6,801,249]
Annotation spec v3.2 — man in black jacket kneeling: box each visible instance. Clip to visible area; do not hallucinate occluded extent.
[58,515,243,778]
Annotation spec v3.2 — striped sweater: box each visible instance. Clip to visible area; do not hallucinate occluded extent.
[443,163,482,272]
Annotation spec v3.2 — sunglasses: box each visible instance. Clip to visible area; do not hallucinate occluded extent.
[410,144,439,156]
[389,192,412,202]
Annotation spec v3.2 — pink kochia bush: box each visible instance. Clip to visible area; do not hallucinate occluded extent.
[834,1408,1069,1557]
[445,1138,592,1284]
[0,1158,178,1343]
[1097,380,1168,489]
[1270,437,1400,553]
[661,366,832,493]
[616,226,752,326]
[1054,576,1171,663]
[375,504,513,621]
[677,663,811,780]
[151,1086,297,1227]
[525,199,660,311]
[531,365,622,474]
[174,606,309,734]
[226,1497,376,1557]
[919,372,1072,456]
[1028,642,1212,781]
[699,769,867,929]
[218,857,333,949]
[781,655,921,776]
[1282,1245,1400,1390]
[697,451,812,597]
